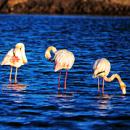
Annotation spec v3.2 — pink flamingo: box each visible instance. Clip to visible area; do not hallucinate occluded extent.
[45,46,75,89]
[1,43,27,83]
[93,58,126,94]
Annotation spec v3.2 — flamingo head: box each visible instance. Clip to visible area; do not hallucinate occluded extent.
[15,43,25,50]
[45,50,51,60]
[45,46,57,60]
[120,81,126,95]
[15,43,27,64]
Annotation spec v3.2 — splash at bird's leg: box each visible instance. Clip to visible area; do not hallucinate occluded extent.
[64,70,68,90]
[9,66,13,83]
[58,70,61,90]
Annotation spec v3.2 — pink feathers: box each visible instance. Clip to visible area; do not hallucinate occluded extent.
[54,49,75,72]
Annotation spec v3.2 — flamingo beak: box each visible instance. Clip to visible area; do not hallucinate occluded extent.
[120,82,126,95]
[121,86,126,95]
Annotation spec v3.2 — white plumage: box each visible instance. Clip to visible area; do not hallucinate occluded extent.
[45,46,75,90]
[93,58,126,94]
[1,48,27,68]
[93,58,110,78]
[1,43,27,83]
[54,49,75,72]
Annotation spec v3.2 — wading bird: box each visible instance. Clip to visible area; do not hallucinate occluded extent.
[93,58,126,94]
[45,46,75,90]
[1,43,27,83]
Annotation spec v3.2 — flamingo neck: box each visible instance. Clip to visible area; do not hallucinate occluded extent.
[15,46,27,64]
[103,74,121,83]
[21,47,27,64]
[103,74,126,94]
[45,46,57,61]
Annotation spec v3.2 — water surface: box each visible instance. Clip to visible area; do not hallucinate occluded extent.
[0,15,130,130]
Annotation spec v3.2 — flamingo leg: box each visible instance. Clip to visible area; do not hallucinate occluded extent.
[58,70,61,90]
[15,68,18,84]
[64,70,68,90]
[9,66,13,83]
[102,78,104,94]
[98,77,100,93]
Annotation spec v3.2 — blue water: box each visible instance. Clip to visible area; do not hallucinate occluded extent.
[0,15,130,130]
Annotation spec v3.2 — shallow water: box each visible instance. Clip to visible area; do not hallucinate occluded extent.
[0,15,130,130]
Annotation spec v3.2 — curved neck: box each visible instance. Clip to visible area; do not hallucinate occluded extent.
[103,74,121,82]
[103,74,126,94]
[45,46,57,60]
[21,47,27,64]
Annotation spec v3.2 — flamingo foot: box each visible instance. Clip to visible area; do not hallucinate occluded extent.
[14,80,17,84]
[9,79,12,83]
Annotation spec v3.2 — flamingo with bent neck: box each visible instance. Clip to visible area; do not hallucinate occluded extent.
[45,46,75,90]
[93,58,126,95]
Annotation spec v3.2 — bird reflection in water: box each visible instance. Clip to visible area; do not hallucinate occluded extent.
[0,83,27,103]
[7,83,27,91]
[96,94,112,116]
[57,90,74,98]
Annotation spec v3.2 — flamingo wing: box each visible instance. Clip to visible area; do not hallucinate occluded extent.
[1,49,14,65]
[93,58,111,77]
[54,50,75,72]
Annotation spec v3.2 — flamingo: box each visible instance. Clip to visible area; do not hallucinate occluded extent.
[1,43,27,83]
[93,58,126,94]
[45,46,75,90]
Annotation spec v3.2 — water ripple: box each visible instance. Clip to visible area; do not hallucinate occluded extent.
[0,15,130,130]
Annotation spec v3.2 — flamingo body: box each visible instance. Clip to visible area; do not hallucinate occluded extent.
[93,58,126,94]
[45,46,75,89]
[54,49,75,72]
[93,58,110,78]
[1,43,27,83]
[1,43,27,68]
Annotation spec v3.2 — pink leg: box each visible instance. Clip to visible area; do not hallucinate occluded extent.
[9,66,13,83]
[98,77,100,93]
[64,70,68,90]
[102,78,104,94]
[58,70,61,90]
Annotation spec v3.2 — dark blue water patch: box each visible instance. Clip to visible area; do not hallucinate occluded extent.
[0,14,130,130]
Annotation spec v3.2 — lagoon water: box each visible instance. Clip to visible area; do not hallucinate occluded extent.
[0,15,130,130]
